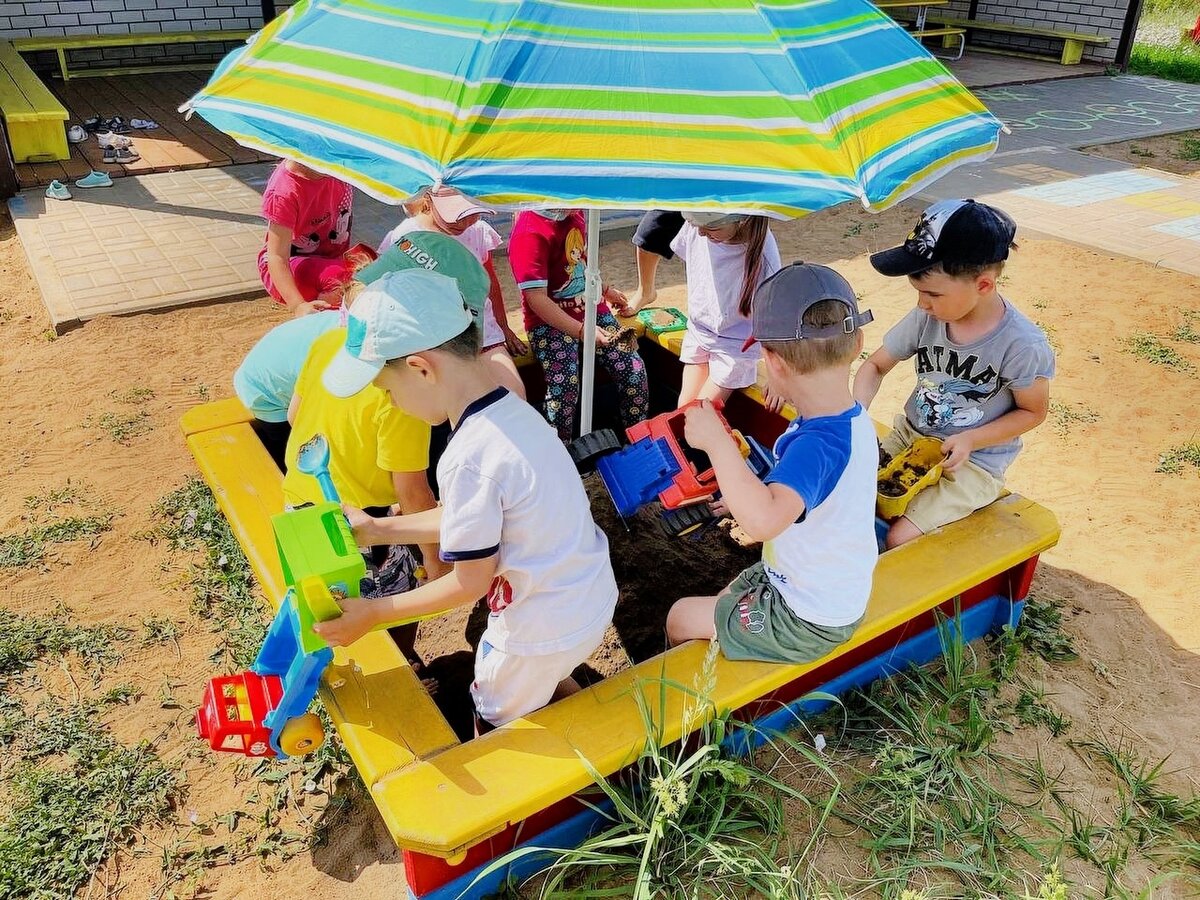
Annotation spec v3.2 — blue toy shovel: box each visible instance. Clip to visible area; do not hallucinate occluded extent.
[296,434,340,504]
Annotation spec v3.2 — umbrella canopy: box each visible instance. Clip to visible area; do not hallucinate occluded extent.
[185,0,1002,217]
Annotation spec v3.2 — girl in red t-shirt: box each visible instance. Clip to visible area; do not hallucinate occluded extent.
[508,209,648,441]
[258,160,369,316]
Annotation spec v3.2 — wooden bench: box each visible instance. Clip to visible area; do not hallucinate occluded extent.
[0,40,67,163]
[12,30,254,81]
[925,16,1109,65]
[873,3,965,61]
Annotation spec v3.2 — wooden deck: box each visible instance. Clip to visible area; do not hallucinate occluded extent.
[15,71,274,190]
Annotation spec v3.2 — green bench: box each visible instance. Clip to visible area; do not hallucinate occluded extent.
[0,40,67,163]
[925,17,1110,65]
[12,30,254,81]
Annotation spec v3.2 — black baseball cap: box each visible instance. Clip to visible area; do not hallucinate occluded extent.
[743,263,873,350]
[870,199,1016,277]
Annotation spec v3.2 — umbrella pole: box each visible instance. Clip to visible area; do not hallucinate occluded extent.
[579,208,601,436]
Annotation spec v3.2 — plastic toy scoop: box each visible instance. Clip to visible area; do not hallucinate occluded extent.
[296,434,340,504]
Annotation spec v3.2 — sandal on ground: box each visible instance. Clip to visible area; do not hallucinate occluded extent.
[104,116,132,134]
[96,131,133,149]
[130,118,158,130]
[45,180,71,201]
[74,171,113,189]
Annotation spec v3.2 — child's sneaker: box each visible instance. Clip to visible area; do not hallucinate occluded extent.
[74,171,114,189]
[45,180,71,201]
[66,125,87,144]
[96,131,133,149]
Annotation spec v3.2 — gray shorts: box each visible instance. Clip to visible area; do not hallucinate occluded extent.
[714,562,861,664]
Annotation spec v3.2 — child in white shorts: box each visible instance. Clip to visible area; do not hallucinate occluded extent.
[311,267,618,730]
[669,213,782,410]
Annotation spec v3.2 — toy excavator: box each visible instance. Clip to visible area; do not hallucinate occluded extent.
[569,401,774,537]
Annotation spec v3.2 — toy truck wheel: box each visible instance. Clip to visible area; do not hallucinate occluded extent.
[279,713,325,756]
[568,429,622,474]
[660,503,716,538]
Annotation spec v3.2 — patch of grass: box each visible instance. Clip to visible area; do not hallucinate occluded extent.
[1048,401,1100,437]
[1123,332,1194,373]
[1157,441,1200,474]
[141,616,181,648]
[0,606,129,681]
[1178,137,1200,162]
[1130,43,1200,85]
[0,514,115,570]
[1129,146,1157,159]
[23,483,85,511]
[108,386,155,405]
[196,383,211,401]
[843,222,863,237]
[152,480,261,667]
[91,410,153,444]
[1017,595,1078,663]
[1173,312,1200,343]
[0,695,179,900]
[1013,688,1071,737]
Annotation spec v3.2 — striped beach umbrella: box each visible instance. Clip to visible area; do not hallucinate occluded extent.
[185,0,1002,432]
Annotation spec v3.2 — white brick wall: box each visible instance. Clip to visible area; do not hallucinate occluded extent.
[941,0,1131,64]
[0,0,293,71]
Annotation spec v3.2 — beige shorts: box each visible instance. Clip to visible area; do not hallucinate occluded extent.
[880,414,1004,535]
[471,629,603,727]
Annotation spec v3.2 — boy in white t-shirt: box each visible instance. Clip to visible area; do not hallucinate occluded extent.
[666,264,878,663]
[312,268,618,728]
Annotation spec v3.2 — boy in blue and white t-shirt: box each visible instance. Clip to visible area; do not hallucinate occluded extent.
[666,264,878,663]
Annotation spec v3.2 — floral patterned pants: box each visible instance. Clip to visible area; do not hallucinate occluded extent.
[530,311,649,442]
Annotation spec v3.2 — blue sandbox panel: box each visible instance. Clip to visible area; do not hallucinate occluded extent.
[411,595,1024,899]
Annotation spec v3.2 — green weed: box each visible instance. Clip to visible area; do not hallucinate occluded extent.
[141,616,182,647]
[1123,332,1193,372]
[1130,44,1200,85]
[1178,137,1200,162]
[109,386,155,405]
[1038,321,1062,353]
[1048,401,1100,437]
[23,483,85,511]
[1013,688,1071,737]
[0,696,179,900]
[1156,441,1200,474]
[1017,595,1078,663]
[0,606,128,679]
[1129,146,1156,158]
[91,410,153,444]
[152,479,262,668]
[0,514,114,569]
[1174,322,1200,343]
[196,383,211,401]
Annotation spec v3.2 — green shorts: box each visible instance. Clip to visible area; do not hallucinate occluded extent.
[714,562,862,664]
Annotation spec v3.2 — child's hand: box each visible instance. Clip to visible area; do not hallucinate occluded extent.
[941,433,975,472]
[763,385,786,414]
[342,503,378,545]
[601,284,628,314]
[294,299,334,317]
[502,326,529,357]
[311,596,377,647]
[709,496,730,518]
[593,327,615,349]
[683,400,730,452]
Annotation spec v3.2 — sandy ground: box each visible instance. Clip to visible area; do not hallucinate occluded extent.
[2,200,1199,898]
[1084,128,1200,176]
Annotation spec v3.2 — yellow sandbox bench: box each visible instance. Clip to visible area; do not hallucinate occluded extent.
[924,16,1109,65]
[12,30,254,80]
[182,324,1060,866]
[0,40,67,163]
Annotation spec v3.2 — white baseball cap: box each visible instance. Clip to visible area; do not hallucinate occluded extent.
[322,269,472,398]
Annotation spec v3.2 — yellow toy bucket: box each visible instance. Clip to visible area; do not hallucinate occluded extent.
[877,437,944,520]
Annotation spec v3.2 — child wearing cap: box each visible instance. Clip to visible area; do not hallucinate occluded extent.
[258,159,361,316]
[854,199,1055,549]
[509,209,649,442]
[281,287,444,670]
[378,187,528,398]
[233,309,343,471]
[311,268,619,729]
[662,213,782,410]
[667,264,878,663]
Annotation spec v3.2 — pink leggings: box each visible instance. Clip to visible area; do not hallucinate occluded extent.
[259,253,354,305]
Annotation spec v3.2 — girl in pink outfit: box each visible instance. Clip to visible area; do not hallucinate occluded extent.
[378,186,528,398]
[258,159,360,316]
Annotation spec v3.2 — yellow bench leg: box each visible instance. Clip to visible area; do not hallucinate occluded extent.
[1060,39,1083,65]
[8,118,69,162]
[58,47,69,81]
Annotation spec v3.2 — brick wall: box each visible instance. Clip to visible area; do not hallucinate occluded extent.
[0,0,295,72]
[941,0,1131,64]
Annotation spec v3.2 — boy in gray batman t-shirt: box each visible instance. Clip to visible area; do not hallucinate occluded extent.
[853,199,1055,549]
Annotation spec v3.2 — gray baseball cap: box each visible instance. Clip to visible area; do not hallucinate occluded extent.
[743,262,873,350]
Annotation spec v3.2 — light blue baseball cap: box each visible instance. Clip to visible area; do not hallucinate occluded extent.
[322,269,473,398]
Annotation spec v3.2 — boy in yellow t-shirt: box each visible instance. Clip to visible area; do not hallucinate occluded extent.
[283,324,444,670]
